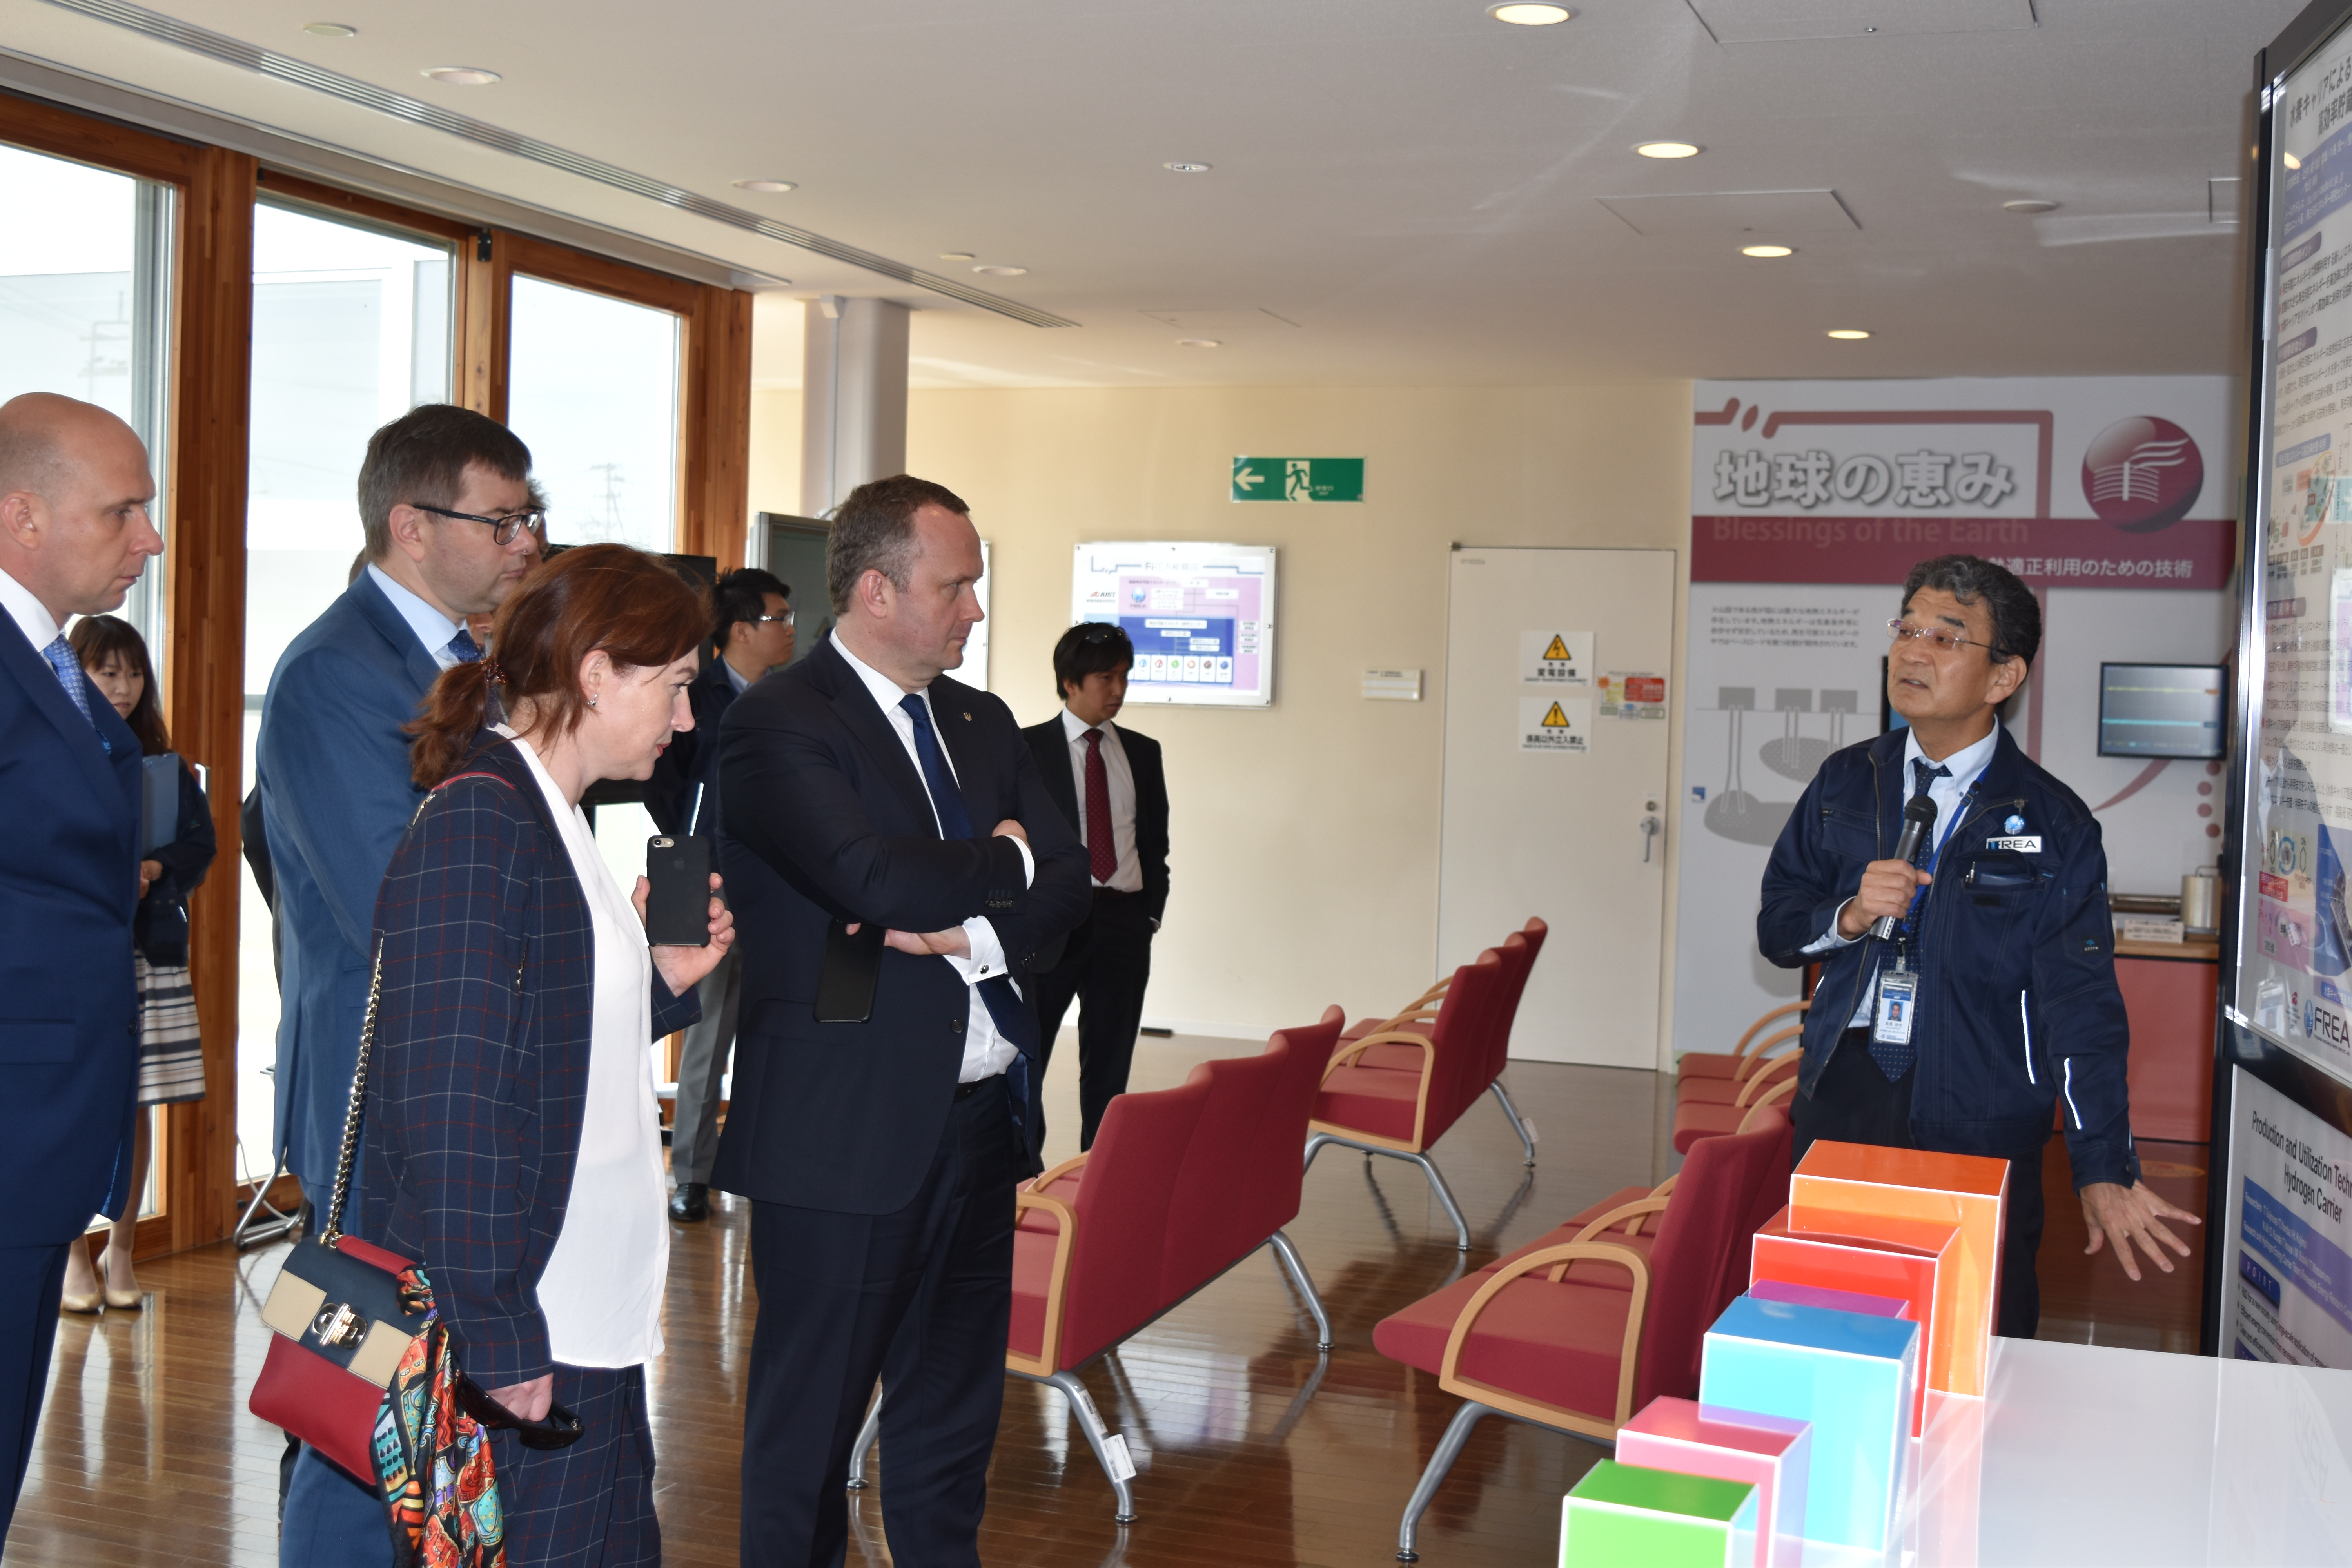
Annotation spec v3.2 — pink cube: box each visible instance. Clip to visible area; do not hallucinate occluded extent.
[1748,1278,1913,1319]
[1616,1397,1810,1568]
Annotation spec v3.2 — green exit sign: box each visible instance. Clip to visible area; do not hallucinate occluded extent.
[1232,456,1365,503]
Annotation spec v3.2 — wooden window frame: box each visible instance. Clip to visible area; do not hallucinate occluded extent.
[0,91,752,1261]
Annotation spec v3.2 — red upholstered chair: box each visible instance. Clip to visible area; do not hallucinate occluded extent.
[1670,1075,1798,1154]
[1339,919,1548,1167]
[1675,1047,1801,1106]
[1308,949,1512,1250]
[1677,1001,1808,1082]
[1374,1112,1792,1561]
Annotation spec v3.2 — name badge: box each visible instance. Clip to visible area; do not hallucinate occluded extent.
[1985,835,2043,853]
[1873,965,1918,1047]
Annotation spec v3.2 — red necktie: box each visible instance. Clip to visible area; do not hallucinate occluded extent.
[1083,728,1116,884]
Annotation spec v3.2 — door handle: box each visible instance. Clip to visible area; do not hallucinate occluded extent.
[1639,815,1661,863]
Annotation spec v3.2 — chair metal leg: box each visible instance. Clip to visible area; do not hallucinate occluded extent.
[232,1145,301,1251]
[1302,1131,1338,1175]
[1398,1400,1495,1561]
[1267,1229,1334,1349]
[844,1384,882,1488]
[1045,1368,1138,1522]
[1489,1078,1537,1167]
[1405,1151,1473,1250]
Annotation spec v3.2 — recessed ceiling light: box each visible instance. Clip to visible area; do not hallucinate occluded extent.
[421,66,500,85]
[732,179,796,193]
[1489,3,1574,22]
[1741,244,1795,258]
[938,252,976,261]
[301,22,356,37]
[2002,199,2058,214]
[1177,339,1221,348]
[1826,328,1872,340]
[2284,153,2303,171]
[1635,142,1701,160]
[973,265,1028,276]
[1163,161,1212,173]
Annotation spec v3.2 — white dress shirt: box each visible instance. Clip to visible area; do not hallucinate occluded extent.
[0,564,61,657]
[366,563,470,669]
[831,632,1033,1082]
[1806,723,2004,1025]
[505,726,669,1368]
[1056,707,1144,895]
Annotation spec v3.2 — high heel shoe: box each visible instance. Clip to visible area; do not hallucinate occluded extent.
[103,1286,143,1310]
[59,1287,102,1315]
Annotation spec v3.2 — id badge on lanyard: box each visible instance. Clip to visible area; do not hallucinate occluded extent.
[1874,957,1918,1045]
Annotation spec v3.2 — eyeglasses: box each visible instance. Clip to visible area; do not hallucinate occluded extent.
[410,503,548,546]
[750,610,795,628]
[1887,617,2002,657]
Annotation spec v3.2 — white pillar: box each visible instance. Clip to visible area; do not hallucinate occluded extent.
[800,296,909,518]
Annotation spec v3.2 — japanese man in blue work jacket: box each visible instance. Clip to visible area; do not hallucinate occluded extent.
[1758,554,2199,1337]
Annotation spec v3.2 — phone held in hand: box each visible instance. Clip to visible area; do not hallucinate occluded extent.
[645,835,712,946]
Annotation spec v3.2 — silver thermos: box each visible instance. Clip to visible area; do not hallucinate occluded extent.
[2181,866,2220,936]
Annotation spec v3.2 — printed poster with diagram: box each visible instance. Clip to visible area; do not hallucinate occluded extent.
[1522,630,1593,684]
[1069,541,1277,708]
[1520,696,1591,753]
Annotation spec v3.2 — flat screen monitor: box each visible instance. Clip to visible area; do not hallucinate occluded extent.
[2097,662,2226,759]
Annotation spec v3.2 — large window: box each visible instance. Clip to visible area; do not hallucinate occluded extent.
[0,143,173,640]
[508,274,681,553]
[236,201,456,1181]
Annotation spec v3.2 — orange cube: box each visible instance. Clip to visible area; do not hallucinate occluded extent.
[1749,1205,1955,1436]
[1787,1142,2009,1397]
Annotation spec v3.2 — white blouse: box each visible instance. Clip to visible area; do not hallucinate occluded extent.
[506,728,668,1368]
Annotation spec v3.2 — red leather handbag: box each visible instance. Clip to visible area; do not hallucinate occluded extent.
[247,941,430,1481]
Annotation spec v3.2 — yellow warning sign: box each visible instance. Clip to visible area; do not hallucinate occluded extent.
[1541,634,1572,662]
[1540,701,1570,728]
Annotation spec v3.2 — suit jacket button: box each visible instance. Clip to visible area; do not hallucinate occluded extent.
[950,1018,963,1033]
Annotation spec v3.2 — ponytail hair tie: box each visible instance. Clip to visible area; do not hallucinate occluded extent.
[479,659,505,684]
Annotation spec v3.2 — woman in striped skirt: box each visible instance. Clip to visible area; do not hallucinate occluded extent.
[61,614,212,1312]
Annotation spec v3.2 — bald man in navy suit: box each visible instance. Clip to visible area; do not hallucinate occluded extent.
[0,392,162,1543]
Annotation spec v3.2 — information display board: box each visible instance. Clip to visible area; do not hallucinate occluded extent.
[1069,541,1277,708]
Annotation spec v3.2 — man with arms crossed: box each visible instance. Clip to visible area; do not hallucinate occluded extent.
[716,475,1089,1566]
[0,394,159,1541]
[1024,622,1171,1149]
[258,403,544,1560]
[1759,554,2198,1337]
[650,565,793,1221]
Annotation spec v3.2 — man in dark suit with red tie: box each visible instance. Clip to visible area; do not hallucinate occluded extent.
[0,392,161,1542]
[714,475,1090,1567]
[1022,623,1171,1149]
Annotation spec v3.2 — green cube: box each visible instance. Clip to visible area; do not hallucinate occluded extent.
[1561,1460,1759,1568]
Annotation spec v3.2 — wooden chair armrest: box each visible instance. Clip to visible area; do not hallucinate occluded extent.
[1008,1189,1078,1376]
[1733,1052,1801,1107]
[1736,1078,1797,1131]
[1323,1029,1437,1082]
[1439,1241,1652,1431]
[1733,1025,1806,1080]
[1647,1172,1679,1200]
[1730,1001,1808,1060]
[1566,1196,1672,1251]
[1027,1152,1089,1192]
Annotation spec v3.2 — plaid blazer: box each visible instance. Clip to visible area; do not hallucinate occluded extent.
[354,732,698,1387]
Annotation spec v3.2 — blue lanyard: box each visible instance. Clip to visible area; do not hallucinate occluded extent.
[1900,782,1975,944]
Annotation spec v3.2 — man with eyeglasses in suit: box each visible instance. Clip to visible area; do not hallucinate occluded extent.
[1021,622,1171,1150]
[1756,554,2198,1341]
[259,402,545,1564]
[650,566,793,1221]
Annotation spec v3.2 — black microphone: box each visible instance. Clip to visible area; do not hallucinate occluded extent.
[1870,791,1940,942]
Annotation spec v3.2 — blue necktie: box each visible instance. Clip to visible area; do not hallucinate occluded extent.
[897,695,1037,1116]
[447,626,483,664]
[1867,757,1953,1082]
[40,634,108,755]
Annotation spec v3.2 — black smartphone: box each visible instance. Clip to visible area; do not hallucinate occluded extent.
[815,920,885,1023]
[645,835,712,946]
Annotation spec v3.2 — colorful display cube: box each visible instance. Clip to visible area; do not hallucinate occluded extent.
[1617,1397,1809,1568]
[1749,1204,1953,1436]
[1561,1460,1759,1568]
[1746,1278,1911,1320]
[1787,1140,2007,1397]
[1697,1296,1919,1554]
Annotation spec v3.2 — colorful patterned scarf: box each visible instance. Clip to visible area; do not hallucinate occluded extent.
[371,1264,506,1568]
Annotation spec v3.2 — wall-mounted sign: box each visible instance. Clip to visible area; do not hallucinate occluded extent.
[1522,630,1593,685]
[1232,457,1365,503]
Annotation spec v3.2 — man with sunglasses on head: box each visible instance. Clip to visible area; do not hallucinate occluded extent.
[257,402,544,1564]
[1758,554,2198,1340]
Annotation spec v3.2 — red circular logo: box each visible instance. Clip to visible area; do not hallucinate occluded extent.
[2081,416,2203,531]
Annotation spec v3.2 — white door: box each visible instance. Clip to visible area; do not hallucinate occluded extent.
[1439,548,1676,1068]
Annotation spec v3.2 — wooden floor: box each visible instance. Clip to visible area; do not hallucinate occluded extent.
[2,1035,2207,1566]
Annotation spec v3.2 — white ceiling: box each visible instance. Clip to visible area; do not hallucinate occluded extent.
[0,0,2311,388]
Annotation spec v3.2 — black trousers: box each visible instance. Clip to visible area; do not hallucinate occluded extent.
[1033,888,1154,1150]
[1792,1031,2047,1339]
[0,1242,67,1544]
[741,1076,1021,1568]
